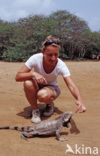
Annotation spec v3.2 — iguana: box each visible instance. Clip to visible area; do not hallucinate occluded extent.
[0,111,72,141]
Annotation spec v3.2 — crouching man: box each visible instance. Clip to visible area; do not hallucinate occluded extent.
[15,35,86,123]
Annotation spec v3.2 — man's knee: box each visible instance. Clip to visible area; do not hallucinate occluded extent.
[24,80,33,89]
[37,90,50,102]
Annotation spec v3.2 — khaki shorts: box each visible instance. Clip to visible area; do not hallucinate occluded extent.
[47,85,61,98]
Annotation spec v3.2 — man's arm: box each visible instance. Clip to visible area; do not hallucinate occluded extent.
[64,76,86,113]
[15,65,33,82]
[15,64,47,84]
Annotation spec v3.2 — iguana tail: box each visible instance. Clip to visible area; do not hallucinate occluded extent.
[0,126,30,131]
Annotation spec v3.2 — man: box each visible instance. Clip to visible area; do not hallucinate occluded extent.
[15,35,86,123]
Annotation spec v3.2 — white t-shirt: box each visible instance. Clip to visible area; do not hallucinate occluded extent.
[25,53,70,86]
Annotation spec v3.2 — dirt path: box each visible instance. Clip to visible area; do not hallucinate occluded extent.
[0,61,100,156]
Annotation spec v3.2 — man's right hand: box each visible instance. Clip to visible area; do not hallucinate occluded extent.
[32,72,47,84]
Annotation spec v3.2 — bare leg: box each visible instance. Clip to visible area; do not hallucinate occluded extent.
[37,87,55,103]
[37,87,55,117]
[24,79,38,109]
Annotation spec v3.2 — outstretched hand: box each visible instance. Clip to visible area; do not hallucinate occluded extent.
[75,100,86,113]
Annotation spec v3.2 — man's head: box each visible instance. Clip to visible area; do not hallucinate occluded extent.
[41,35,60,67]
[42,35,60,51]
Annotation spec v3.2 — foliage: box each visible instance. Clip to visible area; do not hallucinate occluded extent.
[0,10,100,62]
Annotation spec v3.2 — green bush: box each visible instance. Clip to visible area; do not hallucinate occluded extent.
[2,47,27,62]
[0,10,100,61]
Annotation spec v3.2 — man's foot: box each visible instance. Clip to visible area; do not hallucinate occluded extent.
[43,103,54,117]
[31,109,41,123]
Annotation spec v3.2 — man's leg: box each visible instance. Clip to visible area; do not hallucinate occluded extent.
[37,87,56,117]
[37,87,55,104]
[24,79,41,123]
[24,79,38,109]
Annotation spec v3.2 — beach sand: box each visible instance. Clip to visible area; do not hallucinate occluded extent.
[0,61,100,156]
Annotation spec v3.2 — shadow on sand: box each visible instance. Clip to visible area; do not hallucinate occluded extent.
[16,103,63,119]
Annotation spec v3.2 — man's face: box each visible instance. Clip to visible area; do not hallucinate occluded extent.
[43,45,60,67]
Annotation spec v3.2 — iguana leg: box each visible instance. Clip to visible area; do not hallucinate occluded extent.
[21,133,27,140]
[56,127,68,141]
[21,131,35,139]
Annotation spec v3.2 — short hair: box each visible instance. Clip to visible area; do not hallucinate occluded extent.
[42,35,60,50]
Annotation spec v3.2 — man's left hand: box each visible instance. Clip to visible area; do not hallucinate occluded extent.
[75,101,86,113]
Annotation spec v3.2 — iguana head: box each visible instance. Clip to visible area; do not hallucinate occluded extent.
[62,111,72,128]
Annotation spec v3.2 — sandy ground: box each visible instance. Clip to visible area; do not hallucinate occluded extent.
[0,61,100,156]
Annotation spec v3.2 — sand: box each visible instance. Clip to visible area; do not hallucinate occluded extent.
[0,61,100,156]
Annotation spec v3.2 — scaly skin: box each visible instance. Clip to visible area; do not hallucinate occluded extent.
[0,111,72,141]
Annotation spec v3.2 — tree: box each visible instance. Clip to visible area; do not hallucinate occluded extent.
[0,10,100,61]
